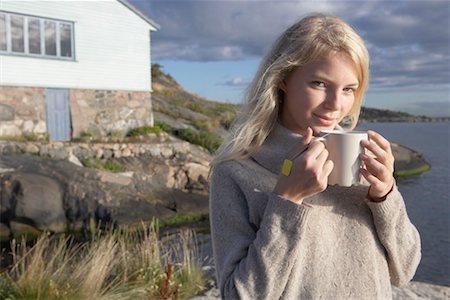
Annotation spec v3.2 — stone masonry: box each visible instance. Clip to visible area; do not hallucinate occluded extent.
[0,86,153,139]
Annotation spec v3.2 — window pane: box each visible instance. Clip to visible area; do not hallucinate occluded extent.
[0,14,6,51]
[45,20,56,55]
[60,23,72,57]
[11,15,25,52]
[28,18,41,54]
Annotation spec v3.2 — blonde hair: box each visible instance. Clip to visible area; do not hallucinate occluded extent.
[211,14,369,168]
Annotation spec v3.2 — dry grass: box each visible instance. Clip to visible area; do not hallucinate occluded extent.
[0,222,207,300]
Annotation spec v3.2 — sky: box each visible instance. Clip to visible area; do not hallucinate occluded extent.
[129,0,450,117]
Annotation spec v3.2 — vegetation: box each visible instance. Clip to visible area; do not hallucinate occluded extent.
[0,133,49,143]
[175,128,222,153]
[395,164,431,178]
[126,125,163,137]
[82,158,124,173]
[141,121,223,154]
[0,223,207,300]
[158,214,209,229]
[359,107,446,123]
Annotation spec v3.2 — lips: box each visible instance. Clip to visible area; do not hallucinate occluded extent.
[313,113,336,125]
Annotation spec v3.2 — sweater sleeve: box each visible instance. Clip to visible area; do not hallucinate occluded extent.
[210,163,312,300]
[366,184,421,287]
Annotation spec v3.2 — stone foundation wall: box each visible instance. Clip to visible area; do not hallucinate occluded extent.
[0,137,191,161]
[0,86,153,139]
[0,87,46,137]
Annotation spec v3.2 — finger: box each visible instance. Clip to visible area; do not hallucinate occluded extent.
[322,159,334,178]
[361,139,392,166]
[360,167,380,186]
[315,146,329,166]
[304,140,326,160]
[289,127,313,160]
[361,153,393,179]
[368,130,392,153]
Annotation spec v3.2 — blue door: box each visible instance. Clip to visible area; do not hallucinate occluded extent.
[45,89,71,141]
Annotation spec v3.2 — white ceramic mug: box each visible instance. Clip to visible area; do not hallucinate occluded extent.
[317,130,368,187]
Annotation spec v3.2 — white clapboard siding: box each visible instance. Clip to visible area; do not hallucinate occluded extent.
[0,0,156,91]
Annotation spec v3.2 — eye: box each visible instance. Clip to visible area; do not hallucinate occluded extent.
[343,87,355,94]
[312,81,325,88]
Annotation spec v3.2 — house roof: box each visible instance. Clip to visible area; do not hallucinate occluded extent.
[118,0,160,31]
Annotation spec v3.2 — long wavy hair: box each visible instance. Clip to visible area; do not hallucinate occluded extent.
[211,14,369,168]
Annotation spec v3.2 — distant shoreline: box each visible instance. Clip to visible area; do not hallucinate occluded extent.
[359,106,450,123]
[359,117,450,123]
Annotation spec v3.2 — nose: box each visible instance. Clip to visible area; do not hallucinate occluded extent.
[323,90,341,111]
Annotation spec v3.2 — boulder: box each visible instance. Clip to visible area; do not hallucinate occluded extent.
[1,173,67,236]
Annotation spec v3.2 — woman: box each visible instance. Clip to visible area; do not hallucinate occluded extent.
[209,14,421,299]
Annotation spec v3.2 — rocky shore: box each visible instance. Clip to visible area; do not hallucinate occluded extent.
[0,134,431,240]
[0,136,444,298]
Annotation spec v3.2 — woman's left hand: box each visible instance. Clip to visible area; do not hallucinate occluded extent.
[360,130,395,202]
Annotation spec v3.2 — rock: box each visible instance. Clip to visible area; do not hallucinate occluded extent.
[9,221,42,240]
[23,143,40,154]
[185,162,209,191]
[392,143,431,176]
[0,153,211,237]
[99,171,132,186]
[0,223,11,241]
[392,281,450,299]
[0,167,15,174]
[68,153,83,167]
[2,173,67,234]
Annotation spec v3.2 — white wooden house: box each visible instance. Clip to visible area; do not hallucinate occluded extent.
[0,0,159,141]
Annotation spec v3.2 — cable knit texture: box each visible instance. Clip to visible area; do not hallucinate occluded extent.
[209,123,421,300]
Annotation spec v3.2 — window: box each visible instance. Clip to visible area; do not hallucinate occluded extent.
[0,14,6,51]
[60,23,72,57]
[0,11,74,59]
[44,20,56,56]
[11,15,24,52]
[28,18,41,54]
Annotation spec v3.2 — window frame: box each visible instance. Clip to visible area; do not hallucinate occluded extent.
[0,10,75,60]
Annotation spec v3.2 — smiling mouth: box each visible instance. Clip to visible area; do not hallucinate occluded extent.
[313,114,336,124]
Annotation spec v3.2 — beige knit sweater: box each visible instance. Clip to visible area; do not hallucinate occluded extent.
[209,124,421,300]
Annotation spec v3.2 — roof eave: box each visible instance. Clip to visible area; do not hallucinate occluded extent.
[117,0,160,31]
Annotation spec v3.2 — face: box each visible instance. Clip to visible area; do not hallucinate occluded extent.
[279,52,359,136]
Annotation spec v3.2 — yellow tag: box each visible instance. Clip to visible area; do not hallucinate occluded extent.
[281,159,293,176]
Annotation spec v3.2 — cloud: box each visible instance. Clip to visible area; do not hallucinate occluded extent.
[220,76,249,87]
[130,0,449,90]
[131,0,342,60]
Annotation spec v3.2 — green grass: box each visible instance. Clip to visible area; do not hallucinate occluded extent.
[0,223,207,300]
[126,125,162,137]
[157,214,208,229]
[395,164,431,177]
[82,158,124,173]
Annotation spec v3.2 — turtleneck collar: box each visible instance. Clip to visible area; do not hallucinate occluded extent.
[250,122,303,175]
[250,122,344,175]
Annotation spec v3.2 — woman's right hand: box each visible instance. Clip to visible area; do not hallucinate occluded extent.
[273,127,334,204]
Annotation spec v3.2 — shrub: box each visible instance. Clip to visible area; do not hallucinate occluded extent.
[176,128,222,153]
[82,158,124,173]
[126,125,162,137]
